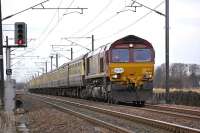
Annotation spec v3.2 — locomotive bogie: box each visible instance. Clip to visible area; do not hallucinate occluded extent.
[106,82,152,103]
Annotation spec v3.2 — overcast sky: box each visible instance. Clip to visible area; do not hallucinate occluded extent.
[2,0,200,82]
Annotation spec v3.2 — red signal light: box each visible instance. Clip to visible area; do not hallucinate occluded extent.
[17,40,24,45]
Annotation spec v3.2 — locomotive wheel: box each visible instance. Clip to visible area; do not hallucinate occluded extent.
[107,93,112,104]
[107,92,118,104]
[107,83,112,104]
[132,101,145,107]
[106,83,118,104]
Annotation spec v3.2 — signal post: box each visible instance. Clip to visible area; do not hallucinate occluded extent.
[3,22,27,111]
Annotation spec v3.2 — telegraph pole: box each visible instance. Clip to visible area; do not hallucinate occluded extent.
[165,0,170,102]
[0,0,4,108]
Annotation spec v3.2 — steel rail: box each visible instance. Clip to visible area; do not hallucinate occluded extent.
[30,94,200,133]
[126,106,200,121]
[115,103,200,120]
[146,104,200,117]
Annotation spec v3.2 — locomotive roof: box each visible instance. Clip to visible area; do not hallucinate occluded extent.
[87,44,109,57]
[67,54,86,64]
[87,35,153,57]
[110,35,153,49]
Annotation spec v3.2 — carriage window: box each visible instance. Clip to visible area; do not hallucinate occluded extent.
[112,49,129,62]
[132,49,152,62]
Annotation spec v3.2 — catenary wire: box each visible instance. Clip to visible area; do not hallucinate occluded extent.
[12,0,75,63]
[12,0,66,59]
[70,0,114,37]
[96,1,165,41]
[11,0,68,68]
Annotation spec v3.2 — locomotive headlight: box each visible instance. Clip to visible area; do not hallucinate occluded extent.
[144,72,152,79]
[114,68,124,74]
[112,74,118,79]
[148,74,152,78]
[112,74,121,79]
[129,44,134,47]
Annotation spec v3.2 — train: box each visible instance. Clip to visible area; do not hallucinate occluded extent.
[27,35,155,105]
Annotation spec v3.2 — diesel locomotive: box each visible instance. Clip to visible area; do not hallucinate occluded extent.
[27,35,155,105]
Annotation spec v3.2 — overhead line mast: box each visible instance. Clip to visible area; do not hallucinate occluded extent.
[165,0,170,103]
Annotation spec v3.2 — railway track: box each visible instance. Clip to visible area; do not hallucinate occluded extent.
[125,105,200,121]
[114,101,200,121]
[28,93,200,133]
[145,104,200,117]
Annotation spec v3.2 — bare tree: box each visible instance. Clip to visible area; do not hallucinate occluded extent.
[154,63,200,89]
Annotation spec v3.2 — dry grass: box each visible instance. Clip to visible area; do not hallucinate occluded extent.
[153,88,200,94]
[0,111,16,133]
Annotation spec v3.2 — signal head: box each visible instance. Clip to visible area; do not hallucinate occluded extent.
[14,22,27,47]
